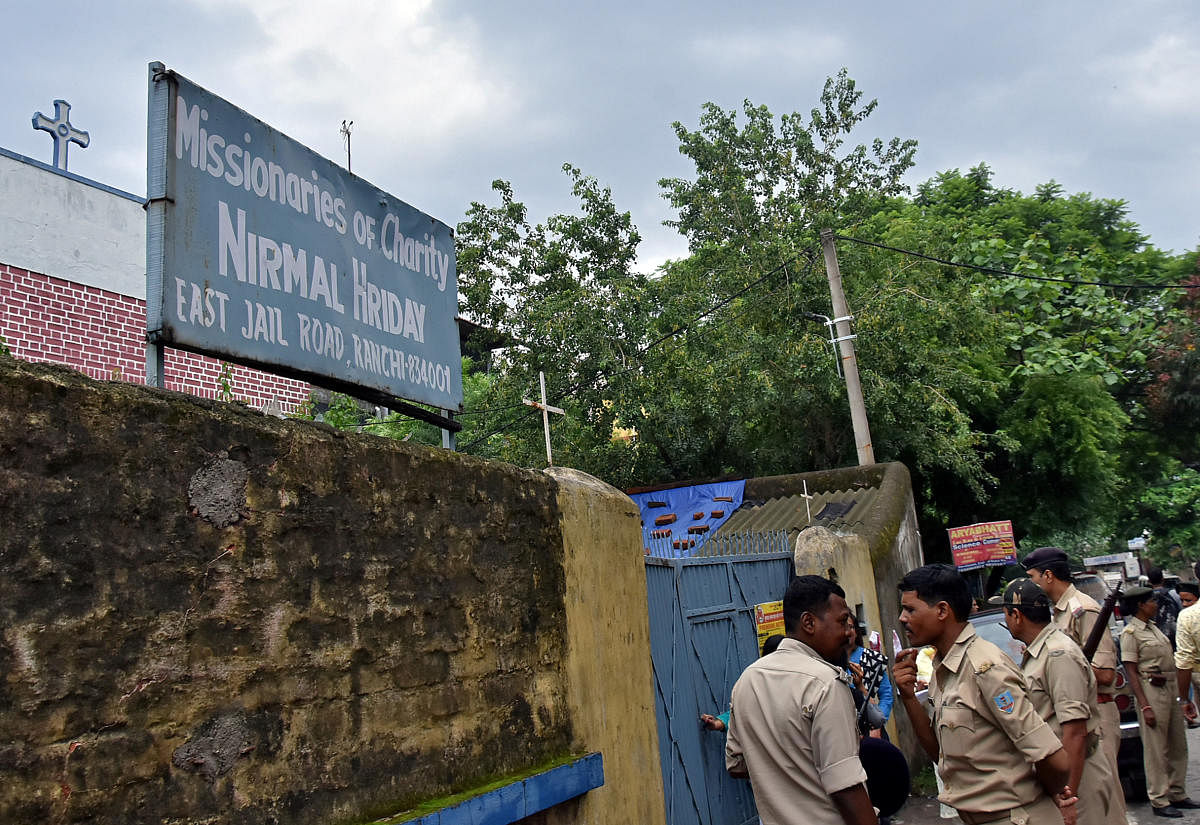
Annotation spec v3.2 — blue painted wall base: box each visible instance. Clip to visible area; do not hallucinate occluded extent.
[405,752,603,825]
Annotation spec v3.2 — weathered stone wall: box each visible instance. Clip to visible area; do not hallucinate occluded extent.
[546,468,666,825]
[0,358,580,824]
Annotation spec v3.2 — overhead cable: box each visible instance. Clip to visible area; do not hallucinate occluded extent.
[459,250,816,452]
[834,234,1199,291]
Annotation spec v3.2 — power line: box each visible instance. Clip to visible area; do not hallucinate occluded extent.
[834,234,1200,291]
[459,251,816,452]
[453,400,529,418]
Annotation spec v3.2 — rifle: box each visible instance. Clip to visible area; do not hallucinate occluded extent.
[1081,582,1122,662]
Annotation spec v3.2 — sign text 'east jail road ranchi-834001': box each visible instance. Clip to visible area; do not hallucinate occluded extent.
[146,63,463,410]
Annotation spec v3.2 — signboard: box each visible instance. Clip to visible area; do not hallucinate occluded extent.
[753,600,784,654]
[1127,537,1147,551]
[145,63,462,412]
[947,520,1017,572]
[1084,552,1140,579]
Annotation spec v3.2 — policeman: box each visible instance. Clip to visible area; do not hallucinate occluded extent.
[726,575,877,825]
[999,578,1122,825]
[1022,544,1124,820]
[1120,586,1198,817]
[894,564,1075,825]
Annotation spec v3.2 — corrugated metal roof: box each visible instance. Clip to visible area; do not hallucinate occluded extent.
[715,486,881,538]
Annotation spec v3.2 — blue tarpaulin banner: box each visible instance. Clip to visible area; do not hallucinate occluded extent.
[632,480,745,556]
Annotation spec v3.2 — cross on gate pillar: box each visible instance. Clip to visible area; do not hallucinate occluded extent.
[32,99,90,171]
[523,371,565,466]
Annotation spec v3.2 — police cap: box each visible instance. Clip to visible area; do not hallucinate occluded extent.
[999,577,1052,609]
[1021,546,1068,571]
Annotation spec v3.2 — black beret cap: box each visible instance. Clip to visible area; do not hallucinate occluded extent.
[1021,546,1068,570]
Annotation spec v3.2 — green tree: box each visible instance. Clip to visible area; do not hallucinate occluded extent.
[447,73,1198,565]
[454,164,650,477]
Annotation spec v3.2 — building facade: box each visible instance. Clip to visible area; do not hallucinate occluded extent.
[0,147,311,413]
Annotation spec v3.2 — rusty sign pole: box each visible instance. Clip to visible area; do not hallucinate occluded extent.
[819,229,875,466]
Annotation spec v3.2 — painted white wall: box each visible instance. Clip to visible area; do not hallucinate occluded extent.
[0,150,145,298]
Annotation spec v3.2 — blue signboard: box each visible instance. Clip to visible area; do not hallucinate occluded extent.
[145,63,463,411]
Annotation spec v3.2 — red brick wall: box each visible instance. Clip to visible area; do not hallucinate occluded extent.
[0,262,311,414]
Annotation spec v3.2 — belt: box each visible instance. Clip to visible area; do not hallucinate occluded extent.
[1097,693,1115,704]
[1145,674,1169,687]
[957,810,1011,825]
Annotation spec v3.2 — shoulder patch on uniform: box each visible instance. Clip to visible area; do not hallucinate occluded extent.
[1072,605,1086,618]
[993,690,1015,714]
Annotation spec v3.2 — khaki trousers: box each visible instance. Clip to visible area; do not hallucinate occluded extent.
[1137,680,1188,808]
[1095,700,1127,822]
[1076,732,1123,825]
[956,794,1063,824]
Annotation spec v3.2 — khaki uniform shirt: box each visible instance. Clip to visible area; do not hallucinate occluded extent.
[1121,615,1175,675]
[727,637,866,825]
[931,624,1062,814]
[1053,584,1118,687]
[1022,624,1099,737]
[1174,602,1200,674]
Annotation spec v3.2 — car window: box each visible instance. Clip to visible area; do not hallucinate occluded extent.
[1073,574,1110,605]
[969,611,1024,664]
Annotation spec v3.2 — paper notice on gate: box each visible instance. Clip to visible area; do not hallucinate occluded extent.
[754,600,785,655]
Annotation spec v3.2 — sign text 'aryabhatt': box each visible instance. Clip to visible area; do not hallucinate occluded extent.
[947,520,1017,572]
[146,63,463,410]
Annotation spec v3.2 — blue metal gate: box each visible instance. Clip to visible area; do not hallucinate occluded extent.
[646,548,794,825]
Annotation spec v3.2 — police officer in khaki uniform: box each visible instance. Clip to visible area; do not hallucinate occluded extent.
[894,564,1076,825]
[1120,586,1198,818]
[726,575,877,825]
[999,578,1122,825]
[1022,545,1124,817]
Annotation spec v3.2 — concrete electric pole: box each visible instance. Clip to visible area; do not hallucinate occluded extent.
[819,229,875,466]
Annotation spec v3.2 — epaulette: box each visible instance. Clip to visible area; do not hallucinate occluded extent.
[975,660,994,674]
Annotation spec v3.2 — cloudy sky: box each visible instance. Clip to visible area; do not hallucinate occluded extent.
[3,1,1198,270]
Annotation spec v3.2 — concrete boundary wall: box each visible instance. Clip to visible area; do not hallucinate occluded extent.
[548,467,667,825]
[0,357,662,825]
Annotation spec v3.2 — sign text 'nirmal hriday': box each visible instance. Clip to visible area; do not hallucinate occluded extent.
[145,62,463,414]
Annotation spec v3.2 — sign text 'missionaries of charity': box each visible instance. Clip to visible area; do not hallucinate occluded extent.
[146,63,463,410]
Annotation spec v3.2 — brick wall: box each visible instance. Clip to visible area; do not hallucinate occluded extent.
[0,262,311,414]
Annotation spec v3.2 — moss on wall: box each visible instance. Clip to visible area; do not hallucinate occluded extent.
[0,359,574,824]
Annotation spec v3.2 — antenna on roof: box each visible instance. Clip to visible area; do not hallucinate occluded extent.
[339,119,353,172]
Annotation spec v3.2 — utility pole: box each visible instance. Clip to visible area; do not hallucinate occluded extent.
[819,229,875,466]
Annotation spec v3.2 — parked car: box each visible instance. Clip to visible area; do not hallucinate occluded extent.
[967,603,1146,799]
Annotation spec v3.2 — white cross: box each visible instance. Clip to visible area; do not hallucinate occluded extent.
[523,371,565,466]
[801,479,814,523]
[32,100,90,171]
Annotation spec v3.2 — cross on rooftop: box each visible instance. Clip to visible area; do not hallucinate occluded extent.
[32,99,90,171]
